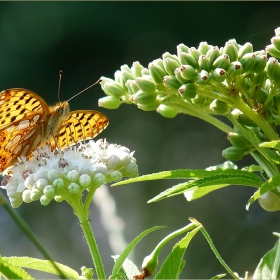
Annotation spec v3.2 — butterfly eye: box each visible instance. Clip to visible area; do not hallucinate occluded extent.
[55,106,63,115]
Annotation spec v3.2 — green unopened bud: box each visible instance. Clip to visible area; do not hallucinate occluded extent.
[258,191,280,212]
[238,42,253,59]
[252,55,268,73]
[222,146,245,161]
[174,68,187,84]
[198,55,211,72]
[266,57,280,81]
[250,71,267,87]
[114,70,122,84]
[126,80,139,94]
[137,99,160,111]
[180,65,197,80]
[102,81,125,98]
[240,77,250,92]
[191,94,206,105]
[209,99,228,114]
[179,52,199,69]
[163,75,181,90]
[141,68,150,76]
[198,42,211,55]
[43,185,55,199]
[254,86,269,104]
[98,96,121,109]
[239,53,256,73]
[140,253,159,278]
[206,46,221,64]
[211,68,227,82]
[156,104,178,118]
[121,70,135,88]
[132,61,144,77]
[227,132,250,149]
[266,44,280,59]
[228,39,240,52]
[238,114,257,127]
[68,182,80,194]
[131,90,157,105]
[223,41,238,62]
[228,61,243,78]
[177,43,189,56]
[212,54,230,71]
[275,27,280,37]
[148,63,166,85]
[136,77,156,93]
[163,58,181,76]
[189,47,201,61]
[178,83,197,99]
[196,70,211,85]
[162,52,179,62]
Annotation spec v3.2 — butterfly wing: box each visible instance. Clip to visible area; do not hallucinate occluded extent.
[49,110,109,150]
[0,88,49,171]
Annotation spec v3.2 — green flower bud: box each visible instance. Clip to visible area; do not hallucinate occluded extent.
[228,61,243,78]
[254,86,269,104]
[198,55,211,72]
[223,41,238,62]
[53,178,64,189]
[222,146,245,161]
[36,179,48,191]
[54,196,63,202]
[137,99,160,111]
[275,27,280,37]
[266,57,280,81]
[258,191,280,212]
[180,65,197,80]
[250,71,267,87]
[141,253,159,278]
[174,68,188,84]
[228,39,240,52]
[136,77,156,93]
[178,83,197,99]
[156,104,178,118]
[238,114,257,127]
[132,61,144,77]
[163,58,181,76]
[126,80,139,94]
[40,195,52,206]
[131,90,157,105]
[67,170,79,182]
[114,70,122,84]
[179,52,199,69]
[206,46,221,64]
[162,52,179,62]
[177,43,189,56]
[152,58,165,69]
[211,68,227,82]
[251,55,268,73]
[238,42,253,59]
[102,81,125,98]
[148,63,166,85]
[163,75,181,90]
[110,170,123,182]
[30,188,42,201]
[227,132,250,149]
[239,53,256,73]
[196,70,211,85]
[189,47,201,61]
[68,182,80,194]
[79,174,91,188]
[98,96,121,109]
[209,99,228,114]
[93,173,105,186]
[212,54,230,71]
[198,42,211,55]
[266,44,280,59]
[141,68,150,76]
[191,94,206,106]
[240,77,250,92]
[48,169,59,182]
[43,185,55,199]
[121,70,135,89]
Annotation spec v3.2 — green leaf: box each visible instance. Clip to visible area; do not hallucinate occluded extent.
[210,274,227,279]
[0,255,33,279]
[259,140,280,150]
[252,239,280,279]
[111,256,140,279]
[2,257,79,279]
[111,226,165,277]
[148,170,263,203]
[154,226,201,279]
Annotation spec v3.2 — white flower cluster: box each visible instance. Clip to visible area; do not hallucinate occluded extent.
[1,139,138,208]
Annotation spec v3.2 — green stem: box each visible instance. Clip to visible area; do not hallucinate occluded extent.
[70,199,106,279]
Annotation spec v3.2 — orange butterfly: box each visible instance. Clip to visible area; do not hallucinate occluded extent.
[0,88,109,171]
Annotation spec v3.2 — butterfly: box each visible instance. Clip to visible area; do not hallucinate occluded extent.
[0,88,109,171]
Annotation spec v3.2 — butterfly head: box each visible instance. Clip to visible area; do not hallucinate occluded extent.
[54,101,70,117]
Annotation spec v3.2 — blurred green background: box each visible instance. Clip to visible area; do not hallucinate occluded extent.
[1,2,280,279]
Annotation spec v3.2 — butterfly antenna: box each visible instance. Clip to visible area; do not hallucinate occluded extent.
[67,79,102,102]
[58,70,63,104]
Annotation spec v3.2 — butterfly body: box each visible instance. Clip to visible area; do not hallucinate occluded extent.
[0,88,109,171]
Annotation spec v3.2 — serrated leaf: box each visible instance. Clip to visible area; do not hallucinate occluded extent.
[154,226,201,279]
[2,257,79,279]
[259,140,280,150]
[111,226,165,277]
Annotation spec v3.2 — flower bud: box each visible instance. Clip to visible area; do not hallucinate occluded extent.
[121,70,135,88]
[196,70,211,85]
[53,178,64,189]
[222,146,245,161]
[30,189,42,201]
[162,52,179,62]
[67,170,80,182]
[47,169,59,182]
[238,42,253,59]
[177,43,189,56]
[36,179,49,191]
[54,196,63,202]
[227,132,250,149]
[163,75,181,90]
[43,185,55,199]
[110,170,123,182]
[180,65,197,80]
[209,99,228,114]
[79,174,91,188]
[163,58,181,76]
[179,52,199,69]
[148,63,166,85]
[228,61,243,78]
[266,57,280,80]
[114,70,122,84]
[251,55,268,73]
[93,173,105,185]
[23,190,33,203]
[107,155,121,169]
[152,59,165,69]
[223,41,238,62]
[189,47,201,61]
[212,54,230,71]
[135,77,156,93]
[198,42,211,55]
[141,253,159,278]
[126,80,139,94]
[275,27,280,37]
[254,86,269,104]
[266,44,280,59]
[132,90,157,105]
[206,46,220,64]
[68,182,80,194]
[238,114,257,127]
[98,96,121,109]
[240,77,250,92]
[250,71,267,87]
[191,95,206,106]
[239,53,256,73]
[174,68,187,84]
[132,61,144,77]
[178,83,197,99]
[211,68,227,82]
[102,81,125,98]
[198,55,211,72]
[137,99,160,111]
[123,162,138,177]
[258,191,280,212]
[156,104,178,118]
[40,195,52,206]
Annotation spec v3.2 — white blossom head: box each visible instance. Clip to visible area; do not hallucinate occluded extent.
[1,139,138,208]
